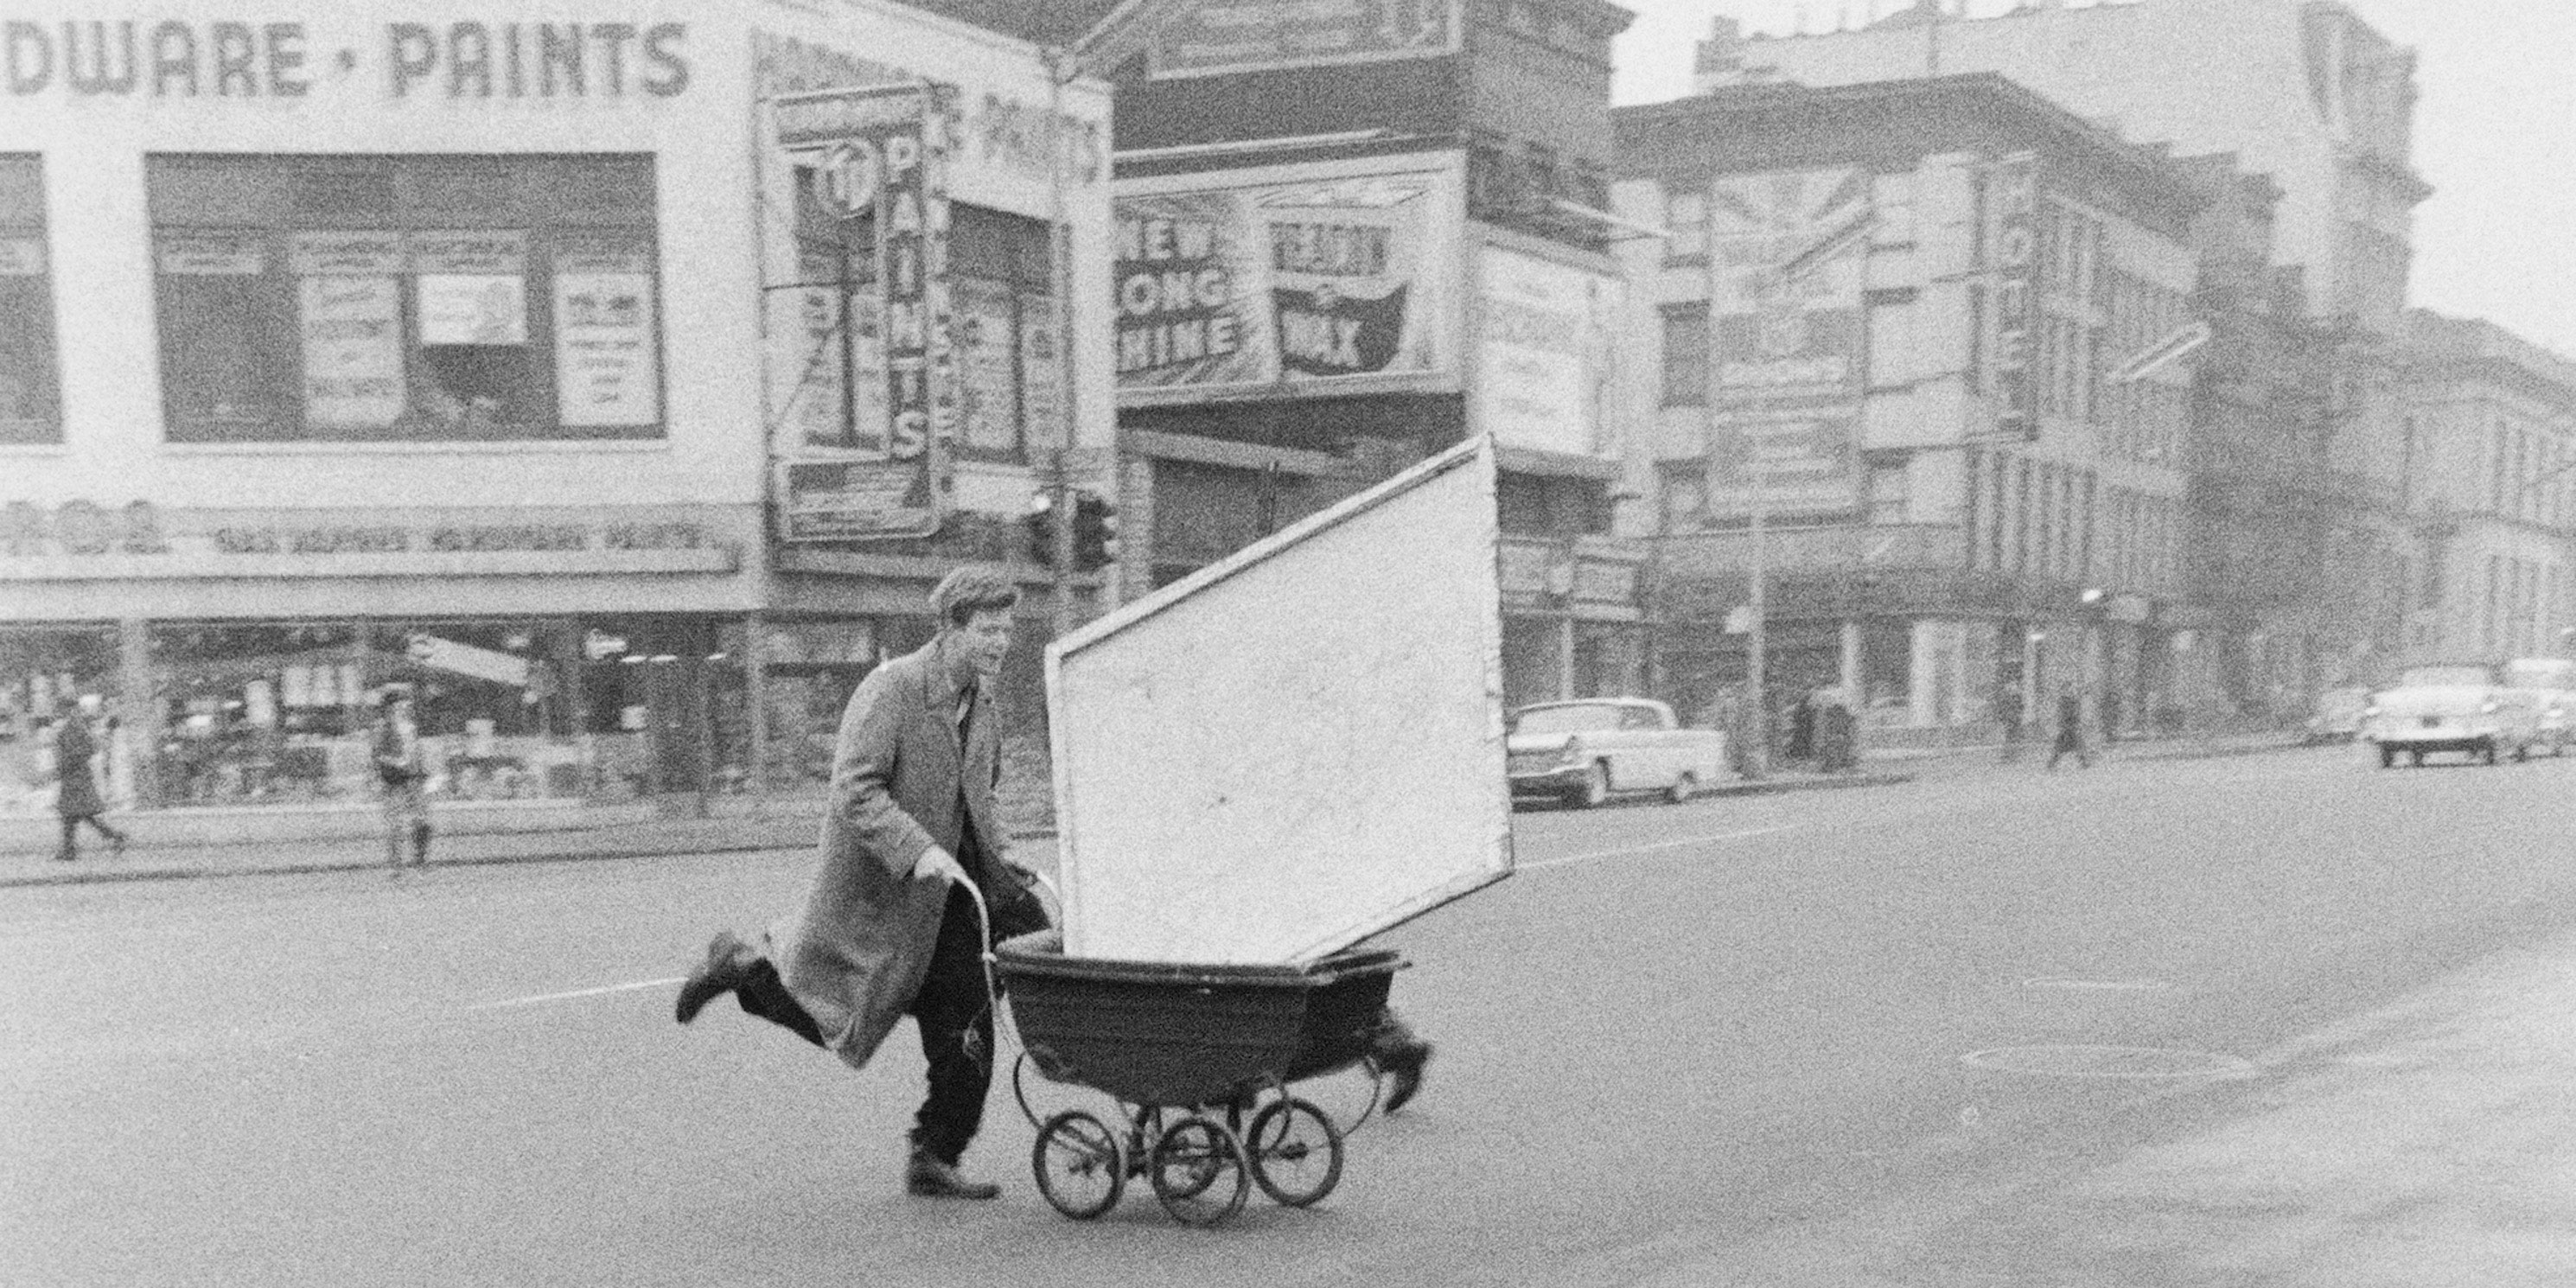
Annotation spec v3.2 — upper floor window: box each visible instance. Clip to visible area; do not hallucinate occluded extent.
[1664,188,1706,259]
[147,154,662,443]
[1661,304,1709,406]
[0,156,60,445]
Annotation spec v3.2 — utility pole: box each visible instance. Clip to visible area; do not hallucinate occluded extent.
[1702,188,1770,780]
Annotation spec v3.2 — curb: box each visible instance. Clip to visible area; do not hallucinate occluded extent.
[0,827,1065,892]
[1706,771,1916,798]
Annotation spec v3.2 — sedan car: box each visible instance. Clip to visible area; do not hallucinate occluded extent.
[1506,698,1729,808]
[2362,663,2541,767]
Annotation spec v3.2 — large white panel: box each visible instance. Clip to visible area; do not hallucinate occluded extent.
[1048,437,1512,964]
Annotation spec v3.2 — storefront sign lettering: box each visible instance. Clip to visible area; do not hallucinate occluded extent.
[3,501,712,559]
[1,20,689,101]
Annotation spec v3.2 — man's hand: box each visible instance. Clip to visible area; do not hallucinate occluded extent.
[911,846,969,886]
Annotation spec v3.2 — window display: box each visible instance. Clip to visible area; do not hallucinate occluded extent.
[148,154,663,443]
[370,622,579,800]
[150,622,370,806]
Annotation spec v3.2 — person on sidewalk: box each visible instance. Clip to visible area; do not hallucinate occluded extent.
[2046,691,2094,770]
[1995,686,2026,763]
[50,696,129,863]
[371,685,431,877]
[673,565,1050,1201]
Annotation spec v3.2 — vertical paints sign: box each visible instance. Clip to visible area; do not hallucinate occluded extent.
[772,82,956,541]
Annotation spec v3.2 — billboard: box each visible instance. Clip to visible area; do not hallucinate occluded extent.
[1703,167,1871,519]
[1147,0,1463,80]
[769,83,956,542]
[1047,436,1511,964]
[1113,154,1460,405]
[1475,244,1621,457]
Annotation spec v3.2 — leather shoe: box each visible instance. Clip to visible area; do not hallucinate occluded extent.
[674,930,754,1025]
[1380,1041,1432,1114]
[905,1149,1000,1200]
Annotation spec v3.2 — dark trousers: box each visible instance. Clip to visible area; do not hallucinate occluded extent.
[728,885,994,1164]
[907,884,997,1165]
[57,813,124,858]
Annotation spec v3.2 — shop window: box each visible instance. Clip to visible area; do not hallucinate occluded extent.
[783,159,1049,463]
[0,627,121,819]
[371,622,580,800]
[0,156,61,444]
[146,154,664,443]
[150,622,370,806]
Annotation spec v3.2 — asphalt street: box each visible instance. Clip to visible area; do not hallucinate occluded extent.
[10,742,2576,1285]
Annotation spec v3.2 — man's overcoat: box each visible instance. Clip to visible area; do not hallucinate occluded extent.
[50,717,105,819]
[768,638,1008,1069]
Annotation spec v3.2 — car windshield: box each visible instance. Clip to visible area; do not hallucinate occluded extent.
[2399,666,2496,688]
[1513,704,1623,736]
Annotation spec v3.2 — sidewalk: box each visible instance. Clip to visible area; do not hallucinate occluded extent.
[0,730,2318,891]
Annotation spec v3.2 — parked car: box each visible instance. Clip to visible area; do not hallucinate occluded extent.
[1506,698,1729,808]
[2304,685,2370,744]
[2501,657,2576,756]
[2362,663,2541,767]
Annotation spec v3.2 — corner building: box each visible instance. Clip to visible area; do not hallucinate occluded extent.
[0,1,1115,822]
[1615,76,2205,743]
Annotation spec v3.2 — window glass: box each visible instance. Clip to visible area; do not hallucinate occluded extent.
[0,627,121,819]
[1661,304,1709,405]
[146,154,663,443]
[0,156,61,444]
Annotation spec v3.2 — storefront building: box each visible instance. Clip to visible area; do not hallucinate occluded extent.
[1087,0,1652,708]
[1614,76,2206,746]
[0,1,1114,819]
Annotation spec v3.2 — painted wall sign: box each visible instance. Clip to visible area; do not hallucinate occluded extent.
[1114,156,1458,403]
[756,30,1105,188]
[1476,245,1619,458]
[1703,166,1871,519]
[1981,151,2041,442]
[1147,0,1463,80]
[0,20,689,101]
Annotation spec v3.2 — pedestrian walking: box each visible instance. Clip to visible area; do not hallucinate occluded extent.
[673,565,1052,1201]
[371,685,431,877]
[49,696,129,863]
[2046,691,2094,770]
[1995,686,2025,762]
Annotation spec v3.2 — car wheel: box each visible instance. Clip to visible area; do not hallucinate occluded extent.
[1666,772,1698,805]
[2411,749,2425,767]
[1577,761,1610,809]
[2378,744,2395,768]
[2483,740,2500,766]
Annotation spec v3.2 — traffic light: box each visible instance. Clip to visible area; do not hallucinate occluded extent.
[1071,491,1120,571]
[1023,490,1057,567]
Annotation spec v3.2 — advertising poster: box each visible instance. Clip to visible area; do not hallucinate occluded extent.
[1115,156,1457,404]
[771,82,956,541]
[1476,245,1619,457]
[412,231,530,346]
[1703,166,1871,518]
[552,242,660,429]
[1149,0,1463,80]
[296,275,405,430]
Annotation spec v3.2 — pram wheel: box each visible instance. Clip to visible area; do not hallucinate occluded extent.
[1150,1115,1250,1227]
[1245,1097,1343,1207]
[1032,1109,1125,1220]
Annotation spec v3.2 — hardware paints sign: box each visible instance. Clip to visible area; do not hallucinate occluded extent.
[2,17,692,102]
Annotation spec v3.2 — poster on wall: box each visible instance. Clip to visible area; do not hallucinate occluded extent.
[769,82,957,541]
[552,242,661,429]
[1114,156,1459,405]
[1475,245,1619,458]
[1702,166,1871,518]
[1147,0,1463,80]
[953,276,1020,455]
[296,275,405,430]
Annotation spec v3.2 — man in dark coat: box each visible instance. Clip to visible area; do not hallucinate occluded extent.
[2047,691,2094,770]
[51,696,128,863]
[674,565,1043,1200]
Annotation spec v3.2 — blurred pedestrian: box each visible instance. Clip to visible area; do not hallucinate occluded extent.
[51,696,129,863]
[1816,695,1859,774]
[371,685,430,876]
[1996,685,2026,762]
[673,565,1050,1201]
[2046,691,2094,770]
[99,713,137,812]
